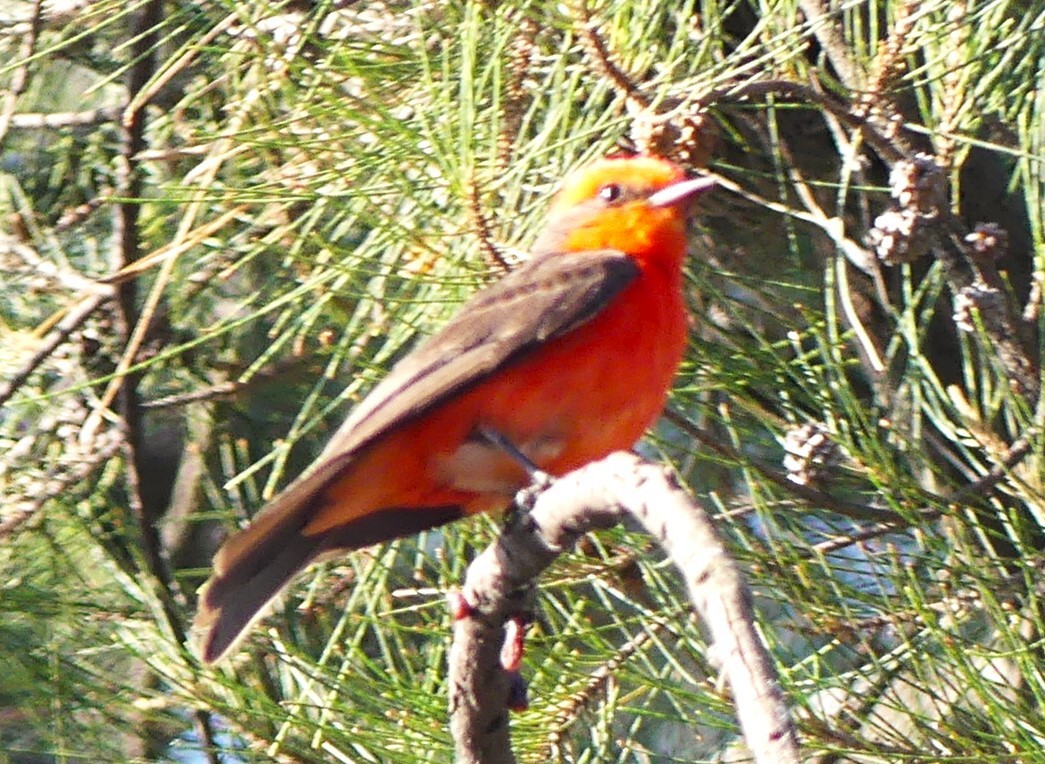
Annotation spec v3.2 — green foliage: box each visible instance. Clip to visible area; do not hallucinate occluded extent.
[1,0,1044,761]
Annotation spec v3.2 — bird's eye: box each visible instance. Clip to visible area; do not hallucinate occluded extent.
[598,183,623,203]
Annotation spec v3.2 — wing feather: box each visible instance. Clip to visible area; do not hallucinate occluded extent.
[194,249,639,661]
[320,248,639,459]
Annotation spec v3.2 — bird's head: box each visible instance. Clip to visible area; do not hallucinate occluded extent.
[533,155,715,265]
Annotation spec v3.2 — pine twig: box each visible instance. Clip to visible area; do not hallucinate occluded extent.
[0,291,113,408]
[466,174,514,275]
[0,436,124,539]
[543,616,674,758]
[573,1,649,109]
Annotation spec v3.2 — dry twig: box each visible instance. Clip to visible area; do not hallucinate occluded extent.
[0,0,42,147]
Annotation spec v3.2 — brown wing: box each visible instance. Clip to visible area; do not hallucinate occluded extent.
[319,248,639,460]
[194,249,639,662]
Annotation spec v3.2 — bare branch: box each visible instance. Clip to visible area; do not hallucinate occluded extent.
[108,3,221,759]
[448,452,799,764]
[5,108,119,129]
[797,0,862,89]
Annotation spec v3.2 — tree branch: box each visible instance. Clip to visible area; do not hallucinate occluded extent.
[109,3,220,761]
[448,451,798,764]
[4,108,119,129]
[0,0,42,148]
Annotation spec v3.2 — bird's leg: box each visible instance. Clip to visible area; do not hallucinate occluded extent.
[463,426,550,686]
[502,615,531,711]
[473,424,547,479]
[474,424,554,513]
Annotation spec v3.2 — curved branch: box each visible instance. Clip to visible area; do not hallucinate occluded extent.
[448,451,798,764]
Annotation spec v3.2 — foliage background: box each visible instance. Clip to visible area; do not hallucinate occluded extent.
[1,0,1043,761]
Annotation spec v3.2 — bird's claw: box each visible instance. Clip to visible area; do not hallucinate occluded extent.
[447,590,474,621]
[506,669,529,712]
[513,470,554,513]
[500,614,529,672]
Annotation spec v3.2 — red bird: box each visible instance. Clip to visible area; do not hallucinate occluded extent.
[194,155,713,663]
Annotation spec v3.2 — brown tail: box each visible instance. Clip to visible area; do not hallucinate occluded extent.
[193,464,464,664]
[193,464,335,664]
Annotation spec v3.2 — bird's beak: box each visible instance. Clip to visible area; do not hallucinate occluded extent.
[647,176,716,208]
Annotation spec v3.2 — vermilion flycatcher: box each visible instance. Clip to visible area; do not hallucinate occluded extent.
[194,155,714,663]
